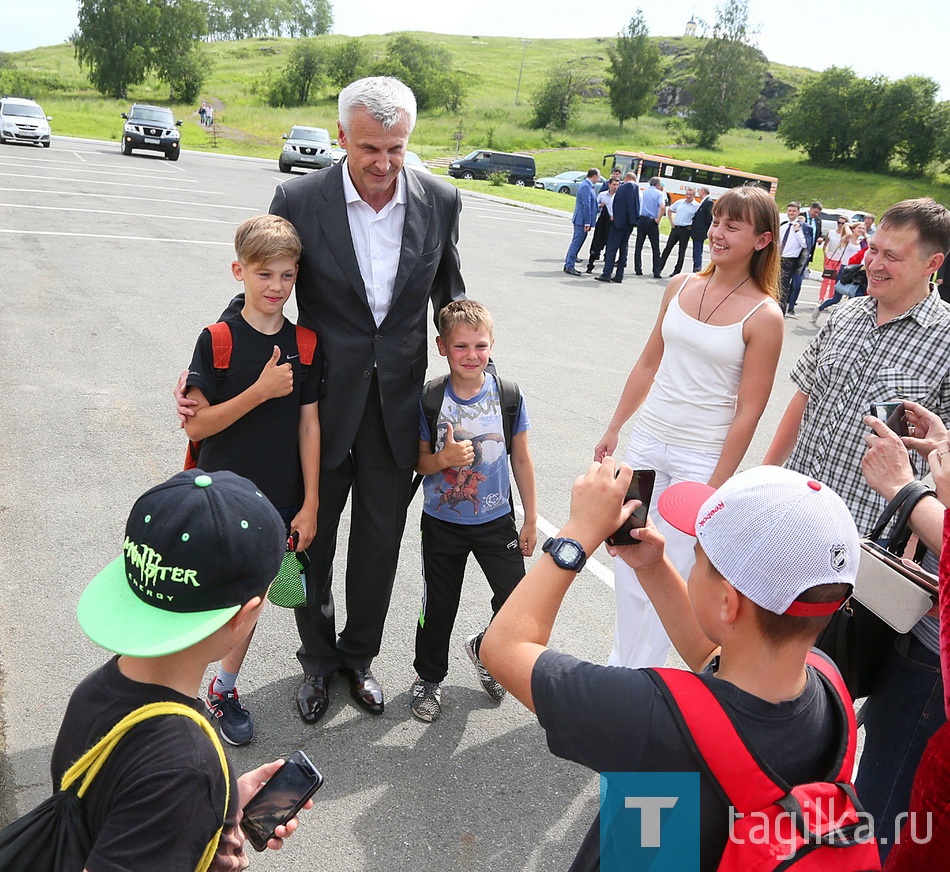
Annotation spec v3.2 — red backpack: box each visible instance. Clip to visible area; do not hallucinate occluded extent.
[649,653,881,871]
[184,321,317,470]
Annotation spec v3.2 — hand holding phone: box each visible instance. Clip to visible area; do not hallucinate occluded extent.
[241,750,323,852]
[606,469,656,546]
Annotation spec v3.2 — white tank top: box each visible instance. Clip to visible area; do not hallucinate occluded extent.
[636,278,769,452]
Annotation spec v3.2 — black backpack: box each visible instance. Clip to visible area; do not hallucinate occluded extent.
[409,367,521,500]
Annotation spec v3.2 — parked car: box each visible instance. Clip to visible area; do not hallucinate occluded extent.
[816,208,856,240]
[447,150,535,186]
[534,171,589,195]
[0,95,52,147]
[279,126,332,173]
[120,104,182,160]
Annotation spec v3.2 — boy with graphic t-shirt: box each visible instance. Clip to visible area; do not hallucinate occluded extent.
[184,214,323,745]
[410,300,538,722]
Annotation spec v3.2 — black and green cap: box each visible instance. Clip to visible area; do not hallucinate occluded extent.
[78,469,285,657]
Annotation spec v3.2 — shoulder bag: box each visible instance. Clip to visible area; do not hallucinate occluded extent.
[0,702,229,872]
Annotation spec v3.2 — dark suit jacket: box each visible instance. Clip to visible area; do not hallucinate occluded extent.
[611,182,641,232]
[691,197,713,240]
[270,163,465,469]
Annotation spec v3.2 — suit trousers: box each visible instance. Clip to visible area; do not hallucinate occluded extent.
[779,256,801,313]
[414,512,524,683]
[601,224,634,280]
[295,372,413,675]
[659,225,692,275]
[564,223,588,270]
[634,216,661,276]
[691,233,706,272]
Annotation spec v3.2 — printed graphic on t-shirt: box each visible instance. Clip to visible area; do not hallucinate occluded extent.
[420,374,528,526]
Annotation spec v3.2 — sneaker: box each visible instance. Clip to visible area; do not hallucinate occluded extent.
[810,308,820,325]
[464,633,506,701]
[410,677,442,722]
[206,679,254,745]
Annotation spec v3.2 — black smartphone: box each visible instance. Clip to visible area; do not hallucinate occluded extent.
[242,750,323,852]
[606,469,656,546]
[869,402,908,437]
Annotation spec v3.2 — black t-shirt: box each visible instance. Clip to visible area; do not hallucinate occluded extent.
[532,650,841,872]
[185,312,323,509]
[50,657,238,872]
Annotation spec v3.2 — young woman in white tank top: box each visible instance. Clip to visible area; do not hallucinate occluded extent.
[593,186,785,669]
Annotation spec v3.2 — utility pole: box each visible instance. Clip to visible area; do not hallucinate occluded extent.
[515,39,531,105]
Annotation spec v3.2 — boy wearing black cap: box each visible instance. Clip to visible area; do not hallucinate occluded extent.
[481,462,862,870]
[51,469,309,871]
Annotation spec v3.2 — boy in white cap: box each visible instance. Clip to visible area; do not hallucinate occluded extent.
[49,469,311,871]
[481,461,863,870]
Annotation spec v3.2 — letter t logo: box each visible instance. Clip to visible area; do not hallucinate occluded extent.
[625,796,678,847]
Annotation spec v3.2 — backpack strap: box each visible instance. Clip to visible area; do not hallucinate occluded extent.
[648,653,854,814]
[422,374,450,452]
[294,324,317,366]
[494,374,522,456]
[206,321,232,370]
[61,701,229,872]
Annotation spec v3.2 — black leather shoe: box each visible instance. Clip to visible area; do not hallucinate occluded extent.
[635,271,643,276]
[611,277,624,283]
[296,674,332,724]
[338,666,384,715]
[563,267,583,276]
[594,275,612,282]
[585,264,594,273]
[653,273,663,279]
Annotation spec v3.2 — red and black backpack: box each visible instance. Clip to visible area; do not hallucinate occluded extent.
[648,653,881,871]
[184,320,317,469]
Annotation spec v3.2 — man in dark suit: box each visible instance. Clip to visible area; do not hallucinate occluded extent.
[690,186,713,272]
[269,77,465,723]
[595,172,641,284]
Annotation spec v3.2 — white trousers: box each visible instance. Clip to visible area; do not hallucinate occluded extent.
[607,427,720,669]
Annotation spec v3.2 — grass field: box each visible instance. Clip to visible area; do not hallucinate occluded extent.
[4,32,949,215]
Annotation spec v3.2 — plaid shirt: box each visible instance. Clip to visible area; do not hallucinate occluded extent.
[787,291,950,535]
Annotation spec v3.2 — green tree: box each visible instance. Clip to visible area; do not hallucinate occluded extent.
[890,76,941,175]
[686,0,765,148]
[297,0,332,35]
[373,34,465,112]
[267,38,324,106]
[605,10,662,129]
[779,67,861,166]
[530,67,584,130]
[74,0,207,99]
[327,37,369,90]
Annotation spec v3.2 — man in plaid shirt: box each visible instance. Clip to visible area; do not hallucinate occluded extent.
[764,197,950,862]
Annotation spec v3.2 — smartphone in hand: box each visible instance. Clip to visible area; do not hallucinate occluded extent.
[242,750,323,852]
[606,469,656,546]
[869,402,909,437]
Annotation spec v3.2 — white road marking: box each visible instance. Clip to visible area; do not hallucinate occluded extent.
[0,171,219,195]
[0,202,236,224]
[0,229,231,244]
[0,187,253,211]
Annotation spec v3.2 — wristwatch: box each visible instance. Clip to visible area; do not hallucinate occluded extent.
[542,537,587,573]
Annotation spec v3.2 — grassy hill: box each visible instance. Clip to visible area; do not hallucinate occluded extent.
[3,32,948,214]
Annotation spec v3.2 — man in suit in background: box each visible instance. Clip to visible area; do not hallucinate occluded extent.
[595,171,640,284]
[690,186,713,272]
[564,168,601,276]
[268,77,466,723]
[777,202,814,315]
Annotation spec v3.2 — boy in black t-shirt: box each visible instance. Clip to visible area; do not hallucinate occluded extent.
[52,469,309,871]
[481,464,861,871]
[184,214,322,745]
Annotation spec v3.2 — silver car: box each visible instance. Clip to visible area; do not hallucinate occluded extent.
[279,126,332,173]
[534,171,588,195]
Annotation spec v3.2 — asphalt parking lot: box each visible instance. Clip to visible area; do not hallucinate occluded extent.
[0,137,824,869]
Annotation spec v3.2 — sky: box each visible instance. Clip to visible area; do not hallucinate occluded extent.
[5,0,948,98]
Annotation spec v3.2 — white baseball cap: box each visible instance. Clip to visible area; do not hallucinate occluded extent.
[657,466,858,616]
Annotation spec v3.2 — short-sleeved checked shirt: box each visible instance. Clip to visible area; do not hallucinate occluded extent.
[787,291,950,535]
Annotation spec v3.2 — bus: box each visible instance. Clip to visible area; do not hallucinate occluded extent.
[604,151,778,203]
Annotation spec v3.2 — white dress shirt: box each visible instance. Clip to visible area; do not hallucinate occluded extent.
[341,163,407,326]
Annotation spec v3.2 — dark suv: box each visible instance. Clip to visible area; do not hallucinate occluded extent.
[121,104,183,161]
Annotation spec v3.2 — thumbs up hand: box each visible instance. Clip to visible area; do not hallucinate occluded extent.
[256,345,294,399]
[439,422,475,468]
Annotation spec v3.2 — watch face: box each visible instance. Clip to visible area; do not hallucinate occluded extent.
[559,542,582,564]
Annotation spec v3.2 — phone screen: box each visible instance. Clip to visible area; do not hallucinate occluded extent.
[606,469,656,546]
[242,751,323,852]
[869,402,908,437]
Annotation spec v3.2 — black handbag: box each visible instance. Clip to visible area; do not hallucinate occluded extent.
[815,481,935,699]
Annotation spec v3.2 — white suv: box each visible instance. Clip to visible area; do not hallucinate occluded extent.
[0,96,52,147]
